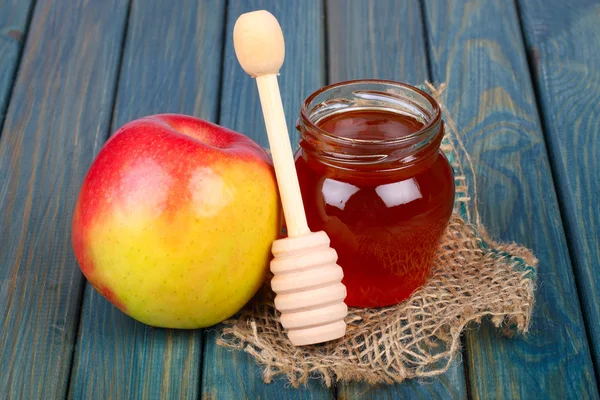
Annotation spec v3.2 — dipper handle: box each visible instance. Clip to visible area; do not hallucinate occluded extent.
[233,10,309,237]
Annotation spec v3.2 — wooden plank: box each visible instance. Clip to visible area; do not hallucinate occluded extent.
[0,0,34,125]
[422,0,599,398]
[326,1,468,399]
[0,1,129,398]
[517,0,600,377]
[201,1,333,399]
[328,0,427,83]
[67,1,225,399]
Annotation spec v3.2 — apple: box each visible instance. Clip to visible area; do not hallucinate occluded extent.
[72,114,281,328]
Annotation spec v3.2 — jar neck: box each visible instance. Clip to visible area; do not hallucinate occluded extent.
[296,80,444,178]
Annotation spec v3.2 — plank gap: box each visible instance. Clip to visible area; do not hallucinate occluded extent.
[0,0,37,136]
[107,0,134,134]
[418,0,434,86]
[322,0,330,85]
[214,0,229,127]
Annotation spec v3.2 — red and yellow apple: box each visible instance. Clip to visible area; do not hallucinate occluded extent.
[72,114,280,328]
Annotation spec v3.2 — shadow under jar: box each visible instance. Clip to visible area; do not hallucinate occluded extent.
[295,80,455,308]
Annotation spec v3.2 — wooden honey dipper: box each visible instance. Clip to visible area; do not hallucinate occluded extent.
[233,10,348,346]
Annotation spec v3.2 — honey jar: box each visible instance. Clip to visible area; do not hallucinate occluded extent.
[295,80,455,307]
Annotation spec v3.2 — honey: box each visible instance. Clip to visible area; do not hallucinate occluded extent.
[295,80,455,308]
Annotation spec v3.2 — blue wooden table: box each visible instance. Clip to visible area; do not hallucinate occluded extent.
[1,0,599,399]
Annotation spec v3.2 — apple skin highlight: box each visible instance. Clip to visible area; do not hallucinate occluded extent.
[72,114,281,328]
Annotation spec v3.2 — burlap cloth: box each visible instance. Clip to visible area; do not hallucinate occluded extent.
[216,82,538,387]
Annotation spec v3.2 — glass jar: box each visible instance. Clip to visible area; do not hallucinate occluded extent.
[294,80,455,308]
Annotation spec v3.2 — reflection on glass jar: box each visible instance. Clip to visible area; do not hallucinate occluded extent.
[295,80,455,308]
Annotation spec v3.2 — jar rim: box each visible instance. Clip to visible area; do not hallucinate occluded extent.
[299,79,441,147]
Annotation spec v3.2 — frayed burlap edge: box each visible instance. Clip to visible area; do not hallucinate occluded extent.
[216,82,538,387]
